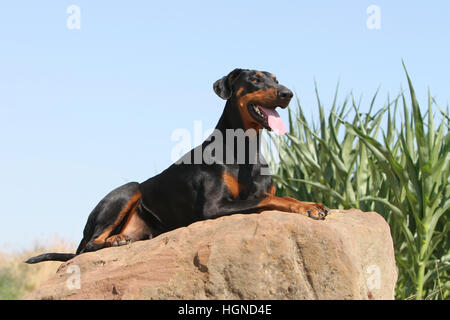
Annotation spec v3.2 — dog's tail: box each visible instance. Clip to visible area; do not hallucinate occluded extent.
[25,252,76,264]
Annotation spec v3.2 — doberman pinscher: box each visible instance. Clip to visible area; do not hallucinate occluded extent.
[26,68,328,264]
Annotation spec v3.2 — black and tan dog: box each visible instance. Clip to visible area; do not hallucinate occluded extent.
[26,68,328,264]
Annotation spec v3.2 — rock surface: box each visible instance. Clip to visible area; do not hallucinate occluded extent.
[26,209,397,300]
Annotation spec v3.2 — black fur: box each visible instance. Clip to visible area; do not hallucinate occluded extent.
[26,69,328,264]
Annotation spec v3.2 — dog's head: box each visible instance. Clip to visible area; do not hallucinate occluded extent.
[213,68,293,135]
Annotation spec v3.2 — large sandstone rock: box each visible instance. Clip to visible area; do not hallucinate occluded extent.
[26,209,397,300]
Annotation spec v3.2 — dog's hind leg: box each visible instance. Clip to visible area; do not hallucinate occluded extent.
[77,182,148,254]
[103,206,154,247]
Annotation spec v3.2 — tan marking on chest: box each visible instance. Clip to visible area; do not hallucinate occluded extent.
[222,172,242,198]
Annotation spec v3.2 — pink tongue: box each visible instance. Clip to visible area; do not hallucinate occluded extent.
[259,106,287,135]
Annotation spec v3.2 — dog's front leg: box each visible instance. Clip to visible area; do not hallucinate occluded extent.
[203,196,328,220]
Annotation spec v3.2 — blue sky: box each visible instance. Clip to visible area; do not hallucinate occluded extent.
[0,1,449,251]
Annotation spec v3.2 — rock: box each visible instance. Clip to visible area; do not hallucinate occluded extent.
[25,209,397,300]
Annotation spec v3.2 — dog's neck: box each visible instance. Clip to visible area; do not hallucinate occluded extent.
[206,98,263,165]
[215,98,245,132]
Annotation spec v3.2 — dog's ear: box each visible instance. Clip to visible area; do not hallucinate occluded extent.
[213,68,243,100]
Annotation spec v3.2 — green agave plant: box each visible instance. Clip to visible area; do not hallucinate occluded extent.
[264,65,449,300]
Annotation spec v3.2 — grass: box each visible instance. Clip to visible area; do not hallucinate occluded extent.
[264,66,449,300]
[0,236,75,300]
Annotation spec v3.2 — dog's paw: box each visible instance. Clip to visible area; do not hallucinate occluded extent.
[290,201,329,220]
[306,204,329,220]
[105,234,132,247]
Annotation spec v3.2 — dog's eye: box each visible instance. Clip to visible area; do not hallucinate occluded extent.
[252,78,262,84]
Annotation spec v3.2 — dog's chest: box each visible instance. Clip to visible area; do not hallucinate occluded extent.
[234,164,272,199]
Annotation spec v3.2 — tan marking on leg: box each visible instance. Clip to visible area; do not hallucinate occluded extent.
[257,196,304,213]
[256,195,328,219]
[93,191,142,244]
[119,206,153,240]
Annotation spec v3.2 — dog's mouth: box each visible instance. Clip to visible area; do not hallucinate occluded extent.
[247,104,287,135]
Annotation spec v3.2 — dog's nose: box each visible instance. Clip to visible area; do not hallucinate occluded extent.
[278,88,293,99]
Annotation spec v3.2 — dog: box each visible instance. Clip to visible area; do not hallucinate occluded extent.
[26,68,328,264]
